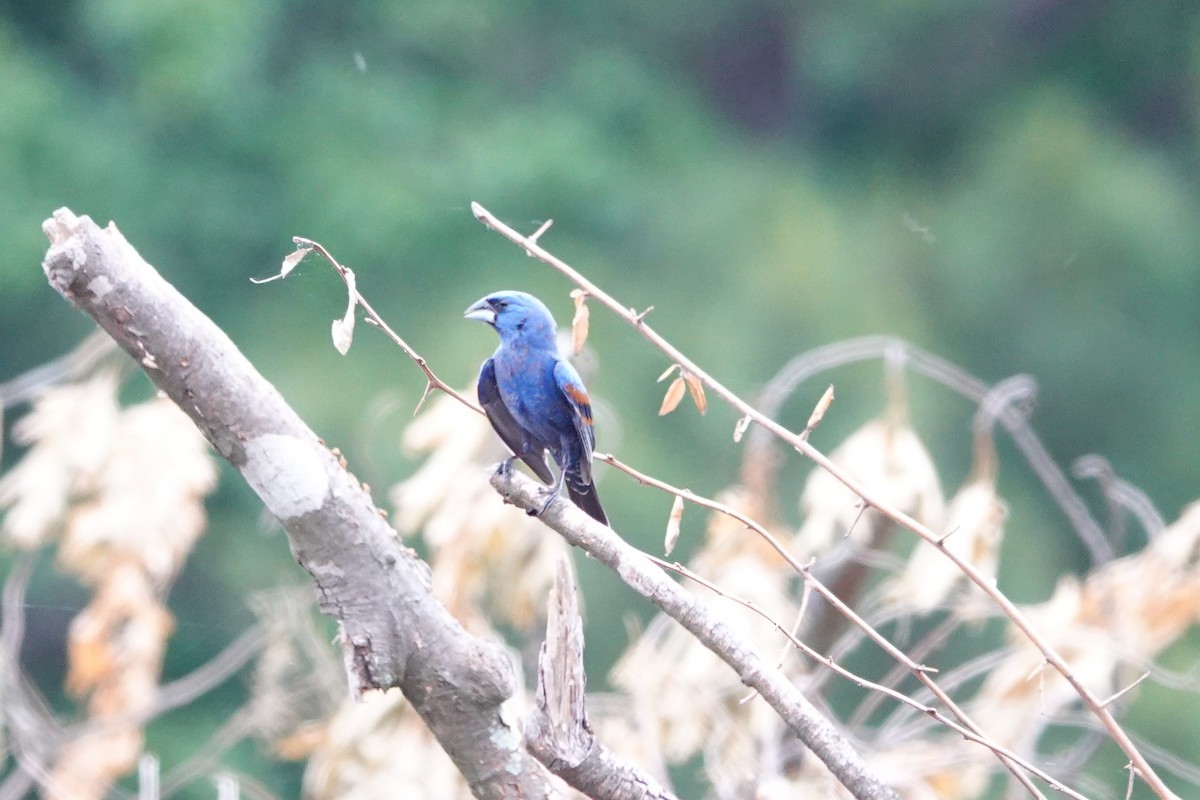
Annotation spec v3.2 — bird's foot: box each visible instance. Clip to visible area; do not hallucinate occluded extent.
[495,457,516,478]
[527,487,559,517]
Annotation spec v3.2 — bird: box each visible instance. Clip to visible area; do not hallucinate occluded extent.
[464,290,609,526]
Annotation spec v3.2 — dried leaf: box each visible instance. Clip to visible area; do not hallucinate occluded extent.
[281,247,308,277]
[806,385,835,433]
[570,290,590,355]
[657,364,679,382]
[659,377,686,416]
[58,398,216,585]
[332,268,357,355]
[664,495,685,555]
[0,371,121,548]
[331,318,354,355]
[732,414,752,443]
[682,370,707,415]
[251,247,309,284]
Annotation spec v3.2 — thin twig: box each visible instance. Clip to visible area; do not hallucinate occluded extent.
[595,452,939,675]
[848,612,962,730]
[1073,455,1166,544]
[471,202,1177,800]
[289,237,481,416]
[0,555,68,800]
[1101,673,1152,709]
[0,330,121,410]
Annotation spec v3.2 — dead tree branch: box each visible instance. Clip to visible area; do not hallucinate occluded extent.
[39,209,559,800]
[526,557,678,800]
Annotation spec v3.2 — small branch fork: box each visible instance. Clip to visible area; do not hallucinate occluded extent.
[527,557,678,800]
[468,202,1179,800]
[264,237,480,415]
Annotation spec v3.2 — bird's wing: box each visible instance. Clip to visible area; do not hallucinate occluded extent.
[553,360,596,483]
[478,358,554,484]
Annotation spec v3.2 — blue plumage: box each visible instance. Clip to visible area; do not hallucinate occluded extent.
[465,291,609,525]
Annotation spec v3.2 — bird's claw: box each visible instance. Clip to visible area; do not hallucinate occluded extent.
[495,457,515,478]
[526,488,557,517]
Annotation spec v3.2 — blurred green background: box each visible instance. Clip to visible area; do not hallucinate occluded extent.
[3,0,1200,797]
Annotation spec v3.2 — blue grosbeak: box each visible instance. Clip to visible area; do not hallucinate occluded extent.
[465,290,609,526]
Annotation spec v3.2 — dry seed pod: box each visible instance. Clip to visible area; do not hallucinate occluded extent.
[796,418,944,556]
[659,376,687,416]
[885,477,1006,613]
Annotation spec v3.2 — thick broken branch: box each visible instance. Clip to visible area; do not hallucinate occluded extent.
[39,209,558,799]
[527,557,677,800]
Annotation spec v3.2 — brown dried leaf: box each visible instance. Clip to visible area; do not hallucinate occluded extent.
[570,289,590,355]
[275,722,328,760]
[806,385,835,433]
[659,377,686,416]
[681,370,707,415]
[664,495,685,555]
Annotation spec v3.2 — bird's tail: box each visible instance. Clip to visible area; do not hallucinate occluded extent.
[567,479,609,527]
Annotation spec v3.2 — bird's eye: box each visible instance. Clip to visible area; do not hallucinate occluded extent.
[493,298,508,310]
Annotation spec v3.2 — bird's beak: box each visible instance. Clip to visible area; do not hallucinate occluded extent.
[463,298,496,325]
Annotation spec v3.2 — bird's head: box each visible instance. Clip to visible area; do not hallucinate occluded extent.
[464,291,558,344]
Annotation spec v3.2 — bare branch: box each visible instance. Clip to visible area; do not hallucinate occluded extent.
[149,624,265,717]
[753,340,1112,564]
[1101,673,1152,709]
[1073,454,1167,544]
[284,237,480,416]
[40,209,559,800]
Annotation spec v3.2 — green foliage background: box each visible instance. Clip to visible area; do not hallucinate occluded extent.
[3,1,1200,796]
